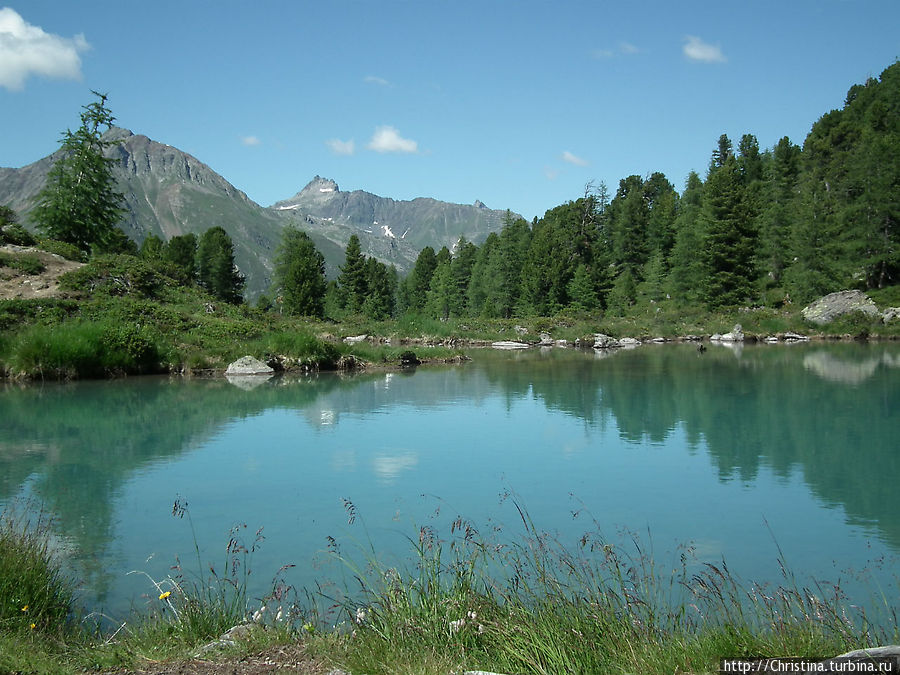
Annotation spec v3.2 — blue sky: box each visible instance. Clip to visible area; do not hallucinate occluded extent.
[1,1,898,221]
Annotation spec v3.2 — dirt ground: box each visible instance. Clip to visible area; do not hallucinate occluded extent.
[105,643,346,675]
[0,245,84,300]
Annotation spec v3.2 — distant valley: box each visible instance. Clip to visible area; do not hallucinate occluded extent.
[0,128,516,297]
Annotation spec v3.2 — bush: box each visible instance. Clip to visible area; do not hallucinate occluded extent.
[59,255,169,298]
[0,298,80,331]
[0,251,45,275]
[0,223,37,247]
[36,238,87,262]
[8,319,163,378]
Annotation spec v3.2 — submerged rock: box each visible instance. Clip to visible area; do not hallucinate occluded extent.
[225,355,274,376]
[801,290,881,324]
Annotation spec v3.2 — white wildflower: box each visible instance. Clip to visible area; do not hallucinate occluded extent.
[355,607,367,624]
[449,618,466,634]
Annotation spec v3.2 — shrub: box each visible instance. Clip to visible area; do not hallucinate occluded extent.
[0,223,37,247]
[0,251,45,275]
[36,238,88,262]
[8,319,163,378]
[59,255,168,298]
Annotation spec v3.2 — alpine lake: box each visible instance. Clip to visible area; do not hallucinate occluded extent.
[2,341,899,626]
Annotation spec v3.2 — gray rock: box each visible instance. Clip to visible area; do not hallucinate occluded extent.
[593,334,620,349]
[513,325,529,335]
[225,355,273,376]
[343,334,368,344]
[618,337,641,346]
[491,341,530,350]
[883,307,900,323]
[554,339,569,348]
[539,332,553,346]
[711,324,744,342]
[801,289,881,324]
[782,331,809,342]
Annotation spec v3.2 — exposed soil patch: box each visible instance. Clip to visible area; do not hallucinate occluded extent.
[0,245,84,300]
[105,643,342,675]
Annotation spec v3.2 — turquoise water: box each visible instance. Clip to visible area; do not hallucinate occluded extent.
[1,342,899,620]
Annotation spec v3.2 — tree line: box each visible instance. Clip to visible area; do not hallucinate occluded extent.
[276,61,897,319]
[6,62,897,319]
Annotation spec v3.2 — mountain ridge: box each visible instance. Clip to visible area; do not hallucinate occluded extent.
[0,128,518,298]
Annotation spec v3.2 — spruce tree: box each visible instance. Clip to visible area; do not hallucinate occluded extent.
[701,155,757,309]
[197,226,244,303]
[274,225,326,316]
[338,234,367,312]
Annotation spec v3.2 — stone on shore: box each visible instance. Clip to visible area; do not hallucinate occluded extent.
[225,355,274,376]
[492,341,530,350]
[801,290,881,324]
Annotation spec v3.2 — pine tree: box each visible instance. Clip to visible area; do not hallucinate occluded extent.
[274,225,326,316]
[701,155,757,309]
[337,234,367,312]
[197,227,244,303]
[163,233,198,283]
[31,92,127,253]
[668,172,706,302]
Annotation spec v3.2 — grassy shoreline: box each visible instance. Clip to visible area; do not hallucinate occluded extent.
[1,499,897,675]
[1,250,899,381]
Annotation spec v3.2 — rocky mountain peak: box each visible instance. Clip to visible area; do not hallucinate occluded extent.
[300,176,340,196]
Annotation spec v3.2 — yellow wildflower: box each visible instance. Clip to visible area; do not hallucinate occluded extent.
[21,605,28,612]
[30,623,36,630]
[159,591,171,600]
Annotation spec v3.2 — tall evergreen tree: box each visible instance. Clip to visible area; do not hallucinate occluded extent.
[197,226,244,303]
[337,234,367,312]
[31,92,127,253]
[701,155,757,309]
[403,246,438,312]
[163,233,198,283]
[668,171,706,302]
[274,225,326,316]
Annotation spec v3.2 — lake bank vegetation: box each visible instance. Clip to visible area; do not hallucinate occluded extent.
[2,62,900,379]
[1,498,897,674]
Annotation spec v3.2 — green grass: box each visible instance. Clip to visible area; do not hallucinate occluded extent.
[0,496,896,674]
[0,250,46,275]
[307,501,895,675]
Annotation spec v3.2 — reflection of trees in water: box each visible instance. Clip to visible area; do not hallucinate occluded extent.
[480,344,900,549]
[1,344,898,592]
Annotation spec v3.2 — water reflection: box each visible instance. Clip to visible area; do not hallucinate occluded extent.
[0,342,898,614]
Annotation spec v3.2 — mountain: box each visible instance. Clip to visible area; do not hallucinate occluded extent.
[272,176,512,253]
[0,128,516,298]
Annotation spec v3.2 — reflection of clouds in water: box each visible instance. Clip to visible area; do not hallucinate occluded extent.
[320,409,336,425]
[372,452,418,483]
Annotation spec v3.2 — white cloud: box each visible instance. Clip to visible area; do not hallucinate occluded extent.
[619,42,639,55]
[364,75,390,86]
[241,135,261,147]
[367,125,418,154]
[326,138,355,155]
[544,166,560,181]
[0,7,89,90]
[683,35,726,63]
[561,150,588,167]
